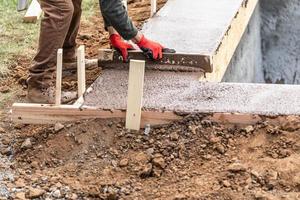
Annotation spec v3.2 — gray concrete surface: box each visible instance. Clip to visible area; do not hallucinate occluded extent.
[223,5,264,83]
[84,69,300,116]
[142,0,245,54]
[260,0,300,84]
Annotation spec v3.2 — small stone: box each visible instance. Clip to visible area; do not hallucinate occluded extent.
[15,192,26,200]
[139,163,153,178]
[21,138,32,149]
[170,132,179,141]
[0,127,5,133]
[222,180,231,187]
[1,147,12,156]
[146,148,154,156]
[15,178,26,188]
[54,123,64,132]
[0,86,10,93]
[215,144,226,154]
[209,136,221,144]
[52,189,61,198]
[28,187,45,199]
[227,163,247,172]
[244,125,255,133]
[119,158,129,167]
[152,157,166,169]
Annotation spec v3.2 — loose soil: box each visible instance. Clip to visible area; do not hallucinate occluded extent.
[0,0,300,200]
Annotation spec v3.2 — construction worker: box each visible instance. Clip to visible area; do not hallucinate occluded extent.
[27,0,164,103]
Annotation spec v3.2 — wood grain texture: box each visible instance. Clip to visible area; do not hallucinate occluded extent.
[125,60,145,130]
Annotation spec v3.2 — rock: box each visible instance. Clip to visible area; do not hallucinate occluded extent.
[28,187,45,199]
[244,125,255,133]
[0,86,10,93]
[139,163,153,178]
[21,138,32,149]
[209,136,221,144]
[0,127,5,133]
[222,180,231,187]
[15,178,26,188]
[215,144,226,154]
[170,132,179,141]
[15,192,26,200]
[146,148,154,156]
[227,163,247,173]
[152,157,166,169]
[1,147,12,156]
[119,158,129,167]
[54,123,64,132]
[52,189,61,198]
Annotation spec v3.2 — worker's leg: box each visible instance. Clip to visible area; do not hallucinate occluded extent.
[27,0,76,103]
[63,0,83,62]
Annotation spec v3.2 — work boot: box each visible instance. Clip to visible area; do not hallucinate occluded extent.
[63,57,98,72]
[26,78,77,104]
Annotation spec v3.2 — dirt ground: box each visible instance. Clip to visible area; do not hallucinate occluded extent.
[0,0,300,200]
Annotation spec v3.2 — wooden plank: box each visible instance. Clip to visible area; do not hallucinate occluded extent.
[55,49,63,105]
[77,45,86,97]
[201,0,259,82]
[151,0,157,17]
[11,103,182,126]
[125,60,145,130]
[24,0,42,23]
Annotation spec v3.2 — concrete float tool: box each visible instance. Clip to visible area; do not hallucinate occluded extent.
[97,48,209,73]
[63,48,208,73]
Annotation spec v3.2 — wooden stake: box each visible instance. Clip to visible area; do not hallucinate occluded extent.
[24,0,42,23]
[55,49,63,105]
[125,60,145,130]
[77,45,86,97]
[122,0,127,10]
[151,0,157,17]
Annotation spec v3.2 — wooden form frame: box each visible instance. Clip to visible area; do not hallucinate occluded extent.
[200,0,259,82]
[24,0,43,23]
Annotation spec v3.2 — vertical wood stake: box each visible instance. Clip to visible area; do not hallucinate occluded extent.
[55,49,63,105]
[125,60,145,131]
[122,0,128,10]
[77,45,86,97]
[151,0,157,17]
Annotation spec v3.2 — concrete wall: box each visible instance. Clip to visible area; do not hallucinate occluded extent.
[222,5,264,83]
[260,0,300,84]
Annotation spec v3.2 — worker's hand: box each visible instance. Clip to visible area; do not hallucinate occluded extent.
[109,34,134,62]
[137,35,164,60]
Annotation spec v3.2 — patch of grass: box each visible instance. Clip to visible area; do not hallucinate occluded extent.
[0,0,39,78]
[0,0,97,79]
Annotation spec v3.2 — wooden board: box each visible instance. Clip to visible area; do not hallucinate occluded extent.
[11,103,182,127]
[77,45,86,97]
[55,49,63,105]
[24,0,42,23]
[125,60,145,130]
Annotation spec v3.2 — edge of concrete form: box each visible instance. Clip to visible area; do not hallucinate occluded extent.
[142,0,258,81]
[12,70,300,126]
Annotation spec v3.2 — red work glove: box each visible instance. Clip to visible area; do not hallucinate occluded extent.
[137,35,164,60]
[110,34,134,62]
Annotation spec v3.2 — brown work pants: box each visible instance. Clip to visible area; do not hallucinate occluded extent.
[28,0,82,89]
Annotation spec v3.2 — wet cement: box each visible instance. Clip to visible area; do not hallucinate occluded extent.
[83,69,300,116]
[142,0,245,54]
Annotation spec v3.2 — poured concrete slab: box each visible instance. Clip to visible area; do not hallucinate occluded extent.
[140,0,259,81]
[84,69,300,116]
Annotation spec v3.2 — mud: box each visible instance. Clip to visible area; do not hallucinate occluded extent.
[84,69,300,115]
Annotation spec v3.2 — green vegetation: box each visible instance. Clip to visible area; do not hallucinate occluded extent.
[0,0,98,107]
